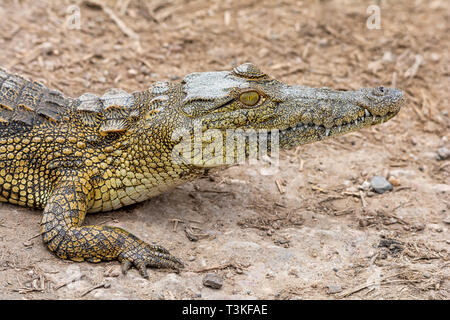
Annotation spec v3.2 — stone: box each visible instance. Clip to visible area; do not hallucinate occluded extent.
[202,273,223,289]
[370,176,393,194]
[327,284,342,294]
[388,176,401,187]
[436,147,450,160]
[359,180,371,191]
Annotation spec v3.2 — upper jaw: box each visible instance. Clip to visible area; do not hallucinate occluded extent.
[273,86,405,147]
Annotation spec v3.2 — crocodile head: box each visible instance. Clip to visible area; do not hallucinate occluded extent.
[166,63,404,166]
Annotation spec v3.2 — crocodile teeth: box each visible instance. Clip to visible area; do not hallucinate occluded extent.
[283,110,393,136]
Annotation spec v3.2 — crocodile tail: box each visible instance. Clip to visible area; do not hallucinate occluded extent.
[0,68,72,137]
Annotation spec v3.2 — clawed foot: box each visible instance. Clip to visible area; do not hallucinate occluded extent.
[118,242,184,278]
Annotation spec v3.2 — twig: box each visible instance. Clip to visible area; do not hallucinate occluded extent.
[404,54,423,78]
[318,195,344,204]
[298,158,304,171]
[336,272,419,299]
[193,263,234,273]
[80,282,111,297]
[54,274,85,290]
[192,261,249,273]
[360,190,368,209]
[27,233,41,242]
[311,185,327,193]
[334,209,354,216]
[170,218,184,232]
[184,225,208,241]
[275,179,285,194]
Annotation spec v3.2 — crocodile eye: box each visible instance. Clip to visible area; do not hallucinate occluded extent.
[239,91,260,106]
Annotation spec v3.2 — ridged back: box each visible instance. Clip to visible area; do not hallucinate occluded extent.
[0,68,72,137]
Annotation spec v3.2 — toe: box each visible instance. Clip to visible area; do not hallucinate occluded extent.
[120,260,132,274]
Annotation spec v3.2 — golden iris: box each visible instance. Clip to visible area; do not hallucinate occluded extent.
[239,91,260,106]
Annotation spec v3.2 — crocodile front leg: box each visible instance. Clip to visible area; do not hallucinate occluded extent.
[39,173,183,278]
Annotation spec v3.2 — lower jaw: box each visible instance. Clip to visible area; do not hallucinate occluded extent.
[277,111,397,147]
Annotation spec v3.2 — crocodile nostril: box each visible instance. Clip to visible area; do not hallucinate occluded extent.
[372,86,386,96]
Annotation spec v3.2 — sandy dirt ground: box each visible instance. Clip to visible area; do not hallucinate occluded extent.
[0,0,448,300]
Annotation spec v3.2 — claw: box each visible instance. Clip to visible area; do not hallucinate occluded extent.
[121,260,132,274]
[166,254,184,269]
[145,248,185,269]
[119,241,184,278]
[137,262,149,278]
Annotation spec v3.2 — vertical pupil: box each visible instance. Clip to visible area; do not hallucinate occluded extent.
[241,92,259,106]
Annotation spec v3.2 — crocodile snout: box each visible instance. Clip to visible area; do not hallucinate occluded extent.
[362,87,405,116]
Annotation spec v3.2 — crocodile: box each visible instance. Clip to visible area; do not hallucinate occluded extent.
[0,63,404,277]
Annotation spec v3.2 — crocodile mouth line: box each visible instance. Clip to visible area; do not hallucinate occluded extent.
[279,109,398,137]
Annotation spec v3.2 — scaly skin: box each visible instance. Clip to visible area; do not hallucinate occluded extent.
[0,63,404,277]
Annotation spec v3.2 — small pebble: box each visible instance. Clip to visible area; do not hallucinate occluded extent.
[318,38,328,47]
[382,51,394,62]
[436,147,450,160]
[359,181,371,191]
[23,240,33,247]
[428,224,443,233]
[151,292,165,300]
[327,284,343,294]
[370,176,393,194]
[202,273,223,289]
[127,69,138,76]
[388,176,401,187]
[430,53,440,62]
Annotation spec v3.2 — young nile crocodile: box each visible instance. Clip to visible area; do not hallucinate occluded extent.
[0,63,404,277]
